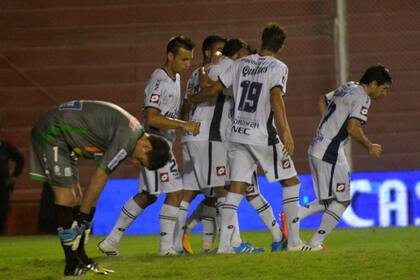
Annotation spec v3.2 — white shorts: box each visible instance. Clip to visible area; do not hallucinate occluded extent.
[228,142,297,184]
[139,151,183,196]
[182,141,228,196]
[308,155,351,202]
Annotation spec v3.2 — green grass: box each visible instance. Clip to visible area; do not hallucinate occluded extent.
[1,227,420,280]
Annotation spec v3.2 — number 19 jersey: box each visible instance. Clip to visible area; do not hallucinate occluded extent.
[218,54,288,146]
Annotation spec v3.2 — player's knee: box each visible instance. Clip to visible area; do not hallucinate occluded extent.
[203,196,216,206]
[340,200,351,207]
[245,194,258,202]
[164,191,183,206]
[53,186,78,206]
[280,176,300,187]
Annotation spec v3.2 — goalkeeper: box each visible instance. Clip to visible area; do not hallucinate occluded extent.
[29,100,170,275]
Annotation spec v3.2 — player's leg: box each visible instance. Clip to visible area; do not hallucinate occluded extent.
[173,190,198,253]
[99,190,156,255]
[159,189,183,255]
[298,155,329,220]
[310,199,350,250]
[309,158,351,250]
[201,194,217,253]
[53,185,85,275]
[246,193,282,250]
[218,181,246,252]
[253,143,307,250]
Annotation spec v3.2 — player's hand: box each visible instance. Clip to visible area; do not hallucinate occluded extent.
[198,66,212,88]
[184,121,200,136]
[281,131,294,156]
[368,143,382,157]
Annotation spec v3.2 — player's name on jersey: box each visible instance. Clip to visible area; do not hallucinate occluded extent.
[242,65,268,77]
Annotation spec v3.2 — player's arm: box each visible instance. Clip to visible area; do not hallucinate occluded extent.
[270,87,294,155]
[179,101,189,121]
[188,81,224,104]
[79,167,109,214]
[319,91,334,116]
[146,107,199,135]
[347,118,382,157]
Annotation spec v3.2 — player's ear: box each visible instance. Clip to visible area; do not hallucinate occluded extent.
[167,51,174,63]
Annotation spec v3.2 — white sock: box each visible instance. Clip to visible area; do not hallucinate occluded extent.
[159,204,179,252]
[215,196,226,232]
[249,194,281,242]
[107,198,143,245]
[218,192,243,252]
[201,204,217,251]
[299,200,329,220]
[185,201,204,234]
[282,183,301,247]
[310,200,347,247]
[173,201,189,252]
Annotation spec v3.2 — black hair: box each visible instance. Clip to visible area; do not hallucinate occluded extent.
[166,36,195,55]
[222,38,247,57]
[261,22,287,53]
[146,134,171,170]
[359,64,393,86]
[202,34,227,57]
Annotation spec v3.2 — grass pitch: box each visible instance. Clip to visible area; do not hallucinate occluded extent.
[1,227,419,280]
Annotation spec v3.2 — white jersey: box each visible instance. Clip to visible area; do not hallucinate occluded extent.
[308,82,371,164]
[181,62,231,142]
[143,68,181,143]
[218,54,288,146]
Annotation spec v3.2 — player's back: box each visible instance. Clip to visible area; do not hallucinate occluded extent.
[35,100,143,160]
[309,82,371,164]
[219,54,288,146]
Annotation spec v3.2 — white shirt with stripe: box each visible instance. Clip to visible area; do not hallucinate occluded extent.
[218,54,289,146]
[308,82,371,164]
[143,68,181,143]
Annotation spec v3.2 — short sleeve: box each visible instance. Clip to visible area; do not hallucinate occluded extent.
[349,94,371,125]
[218,62,236,89]
[144,77,164,111]
[270,63,288,95]
[207,64,220,82]
[98,118,144,175]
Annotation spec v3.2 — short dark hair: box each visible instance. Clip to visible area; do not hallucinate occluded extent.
[222,38,247,57]
[261,22,287,53]
[146,134,171,170]
[359,64,393,86]
[202,34,227,57]
[166,36,195,55]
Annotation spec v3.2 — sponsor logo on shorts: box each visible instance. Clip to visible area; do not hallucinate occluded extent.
[150,93,160,104]
[360,106,369,116]
[282,159,291,169]
[160,172,169,182]
[336,183,346,192]
[216,166,226,176]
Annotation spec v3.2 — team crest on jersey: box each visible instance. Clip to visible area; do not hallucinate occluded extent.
[360,106,369,116]
[336,183,346,192]
[216,166,226,176]
[150,93,160,104]
[160,172,169,182]
[282,159,291,169]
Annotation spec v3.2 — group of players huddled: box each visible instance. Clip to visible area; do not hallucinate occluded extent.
[29,22,392,275]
